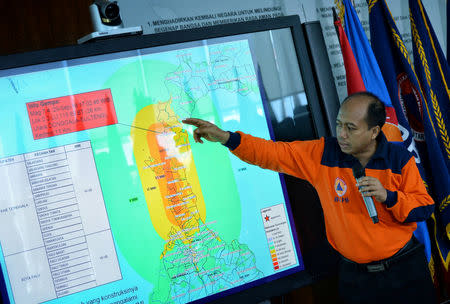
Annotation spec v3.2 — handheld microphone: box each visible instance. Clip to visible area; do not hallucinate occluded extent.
[352,162,379,224]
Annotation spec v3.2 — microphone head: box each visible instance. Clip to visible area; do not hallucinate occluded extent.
[352,162,365,178]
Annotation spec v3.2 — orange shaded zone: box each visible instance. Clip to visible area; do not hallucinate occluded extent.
[146,122,198,232]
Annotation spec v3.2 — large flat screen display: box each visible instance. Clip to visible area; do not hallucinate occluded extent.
[0,16,326,304]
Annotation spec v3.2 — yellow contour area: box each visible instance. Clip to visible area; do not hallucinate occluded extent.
[130,99,207,256]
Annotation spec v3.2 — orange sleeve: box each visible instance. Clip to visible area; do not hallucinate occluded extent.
[230,131,324,183]
[386,157,435,222]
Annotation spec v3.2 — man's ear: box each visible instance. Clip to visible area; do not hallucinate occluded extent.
[371,125,380,140]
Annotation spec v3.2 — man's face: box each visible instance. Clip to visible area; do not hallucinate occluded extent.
[336,98,377,157]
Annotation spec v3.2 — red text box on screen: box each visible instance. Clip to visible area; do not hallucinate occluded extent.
[27,89,118,140]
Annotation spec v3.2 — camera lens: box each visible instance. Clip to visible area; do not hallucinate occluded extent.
[104,3,119,19]
[98,1,122,26]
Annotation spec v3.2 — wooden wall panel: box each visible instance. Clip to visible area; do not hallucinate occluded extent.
[0,0,92,55]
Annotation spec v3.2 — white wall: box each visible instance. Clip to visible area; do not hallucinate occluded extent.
[117,0,447,102]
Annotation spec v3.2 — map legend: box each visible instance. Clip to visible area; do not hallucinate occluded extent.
[261,204,296,271]
[268,239,279,270]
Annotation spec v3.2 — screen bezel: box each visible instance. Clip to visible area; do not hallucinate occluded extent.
[0,15,329,303]
[1,16,328,139]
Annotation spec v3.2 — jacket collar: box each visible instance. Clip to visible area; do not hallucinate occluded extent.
[339,131,389,164]
[371,132,389,160]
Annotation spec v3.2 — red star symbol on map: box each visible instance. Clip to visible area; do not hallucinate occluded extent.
[264,215,270,222]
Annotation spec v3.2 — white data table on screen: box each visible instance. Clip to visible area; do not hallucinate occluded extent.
[0,141,121,304]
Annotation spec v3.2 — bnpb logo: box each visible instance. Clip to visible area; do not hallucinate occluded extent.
[334,177,347,197]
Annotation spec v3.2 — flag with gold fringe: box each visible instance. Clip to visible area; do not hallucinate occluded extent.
[409,0,450,291]
[447,0,449,64]
[368,0,450,292]
[335,0,435,276]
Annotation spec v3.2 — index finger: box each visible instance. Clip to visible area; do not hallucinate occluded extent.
[182,118,208,127]
[357,176,371,185]
[359,176,379,186]
[364,176,379,182]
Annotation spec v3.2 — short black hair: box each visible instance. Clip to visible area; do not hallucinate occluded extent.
[342,91,386,129]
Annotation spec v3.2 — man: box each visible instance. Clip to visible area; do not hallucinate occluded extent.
[182,92,436,303]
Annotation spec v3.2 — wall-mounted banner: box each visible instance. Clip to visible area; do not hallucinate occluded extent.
[117,0,446,103]
[118,0,316,34]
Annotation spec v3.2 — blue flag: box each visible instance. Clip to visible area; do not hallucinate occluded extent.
[339,0,433,266]
[369,0,450,271]
[409,0,450,269]
[340,0,402,143]
[342,0,391,106]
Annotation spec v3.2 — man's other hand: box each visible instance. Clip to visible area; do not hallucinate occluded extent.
[357,176,388,203]
[182,118,230,144]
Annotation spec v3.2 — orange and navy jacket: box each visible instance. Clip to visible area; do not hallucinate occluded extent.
[224,131,434,263]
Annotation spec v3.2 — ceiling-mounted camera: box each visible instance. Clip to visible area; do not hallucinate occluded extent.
[90,0,123,31]
[78,0,142,44]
